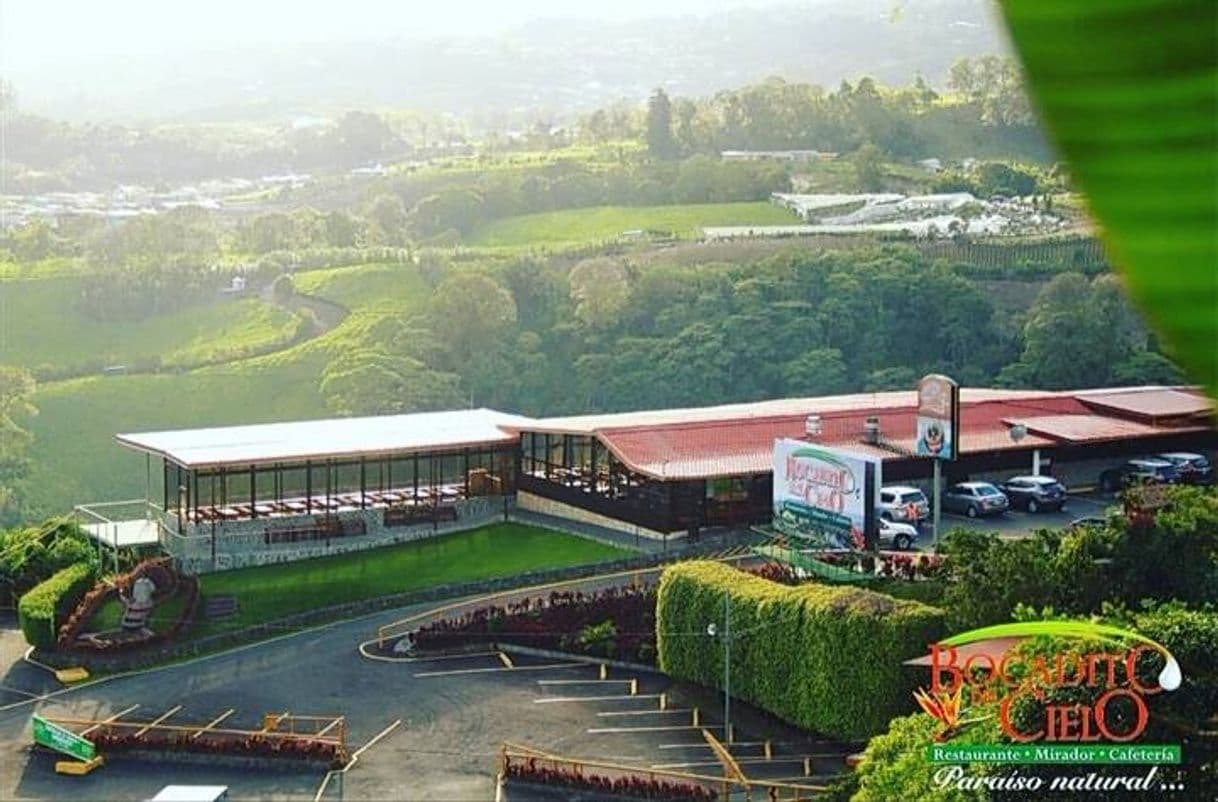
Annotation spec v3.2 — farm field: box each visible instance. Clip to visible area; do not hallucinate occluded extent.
[193,522,631,636]
[467,201,799,247]
[0,277,301,375]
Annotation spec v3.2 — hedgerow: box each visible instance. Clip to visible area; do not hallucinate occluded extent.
[656,560,945,740]
[18,562,97,650]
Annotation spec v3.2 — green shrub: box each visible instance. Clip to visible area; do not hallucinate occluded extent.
[852,709,998,802]
[656,561,945,740]
[17,562,97,649]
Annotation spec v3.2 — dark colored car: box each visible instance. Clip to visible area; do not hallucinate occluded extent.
[1156,452,1215,486]
[942,482,1010,518]
[999,475,1067,513]
[1098,459,1179,492]
[1068,516,1108,531]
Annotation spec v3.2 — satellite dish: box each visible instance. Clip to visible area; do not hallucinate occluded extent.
[706,623,718,637]
[1009,424,1028,442]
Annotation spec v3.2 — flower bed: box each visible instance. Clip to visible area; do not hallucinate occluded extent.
[412,584,657,663]
[504,756,716,801]
[56,557,200,652]
[88,729,343,767]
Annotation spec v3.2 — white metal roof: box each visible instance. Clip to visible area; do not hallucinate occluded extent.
[148,787,229,802]
[117,408,532,469]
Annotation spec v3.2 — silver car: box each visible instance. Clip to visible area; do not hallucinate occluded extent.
[878,518,919,550]
[942,482,1010,518]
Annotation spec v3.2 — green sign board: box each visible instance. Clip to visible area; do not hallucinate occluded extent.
[31,714,96,761]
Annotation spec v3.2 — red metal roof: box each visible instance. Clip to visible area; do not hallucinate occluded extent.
[1002,414,1190,444]
[1075,387,1213,423]
[580,386,1213,479]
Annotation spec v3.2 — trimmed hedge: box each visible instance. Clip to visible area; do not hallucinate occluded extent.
[18,562,98,650]
[656,561,945,740]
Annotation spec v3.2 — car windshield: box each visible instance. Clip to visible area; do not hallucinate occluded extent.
[976,485,1002,496]
[898,492,924,503]
[1190,456,1210,468]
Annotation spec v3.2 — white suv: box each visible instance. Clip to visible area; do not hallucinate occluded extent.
[878,486,929,522]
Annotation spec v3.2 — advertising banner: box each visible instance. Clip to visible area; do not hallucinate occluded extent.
[31,714,96,761]
[772,439,880,550]
[916,374,960,460]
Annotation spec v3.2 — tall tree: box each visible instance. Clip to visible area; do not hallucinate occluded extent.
[646,88,678,160]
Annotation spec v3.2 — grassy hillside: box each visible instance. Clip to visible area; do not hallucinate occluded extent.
[468,202,799,247]
[22,262,429,514]
[0,278,300,375]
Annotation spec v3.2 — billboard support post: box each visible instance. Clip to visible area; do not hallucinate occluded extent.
[932,459,941,547]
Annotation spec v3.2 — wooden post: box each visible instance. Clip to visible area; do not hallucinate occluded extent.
[659,693,667,711]
[692,708,700,727]
[599,664,607,680]
[630,678,638,696]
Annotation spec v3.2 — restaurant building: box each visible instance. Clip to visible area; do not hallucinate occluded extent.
[79,386,1215,572]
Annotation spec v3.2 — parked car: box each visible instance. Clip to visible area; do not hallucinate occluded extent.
[942,482,1010,518]
[999,475,1068,513]
[1156,452,1215,486]
[878,518,919,551]
[1098,459,1180,492]
[1068,516,1108,531]
[878,486,930,522]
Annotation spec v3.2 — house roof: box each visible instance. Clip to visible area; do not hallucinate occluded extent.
[1076,387,1214,423]
[116,409,531,469]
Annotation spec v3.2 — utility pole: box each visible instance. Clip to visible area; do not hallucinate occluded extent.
[723,591,731,744]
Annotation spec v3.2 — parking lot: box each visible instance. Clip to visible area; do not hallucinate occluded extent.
[917,489,1116,547]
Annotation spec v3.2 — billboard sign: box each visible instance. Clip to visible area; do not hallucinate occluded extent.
[772,439,880,550]
[31,714,96,761]
[915,374,960,460]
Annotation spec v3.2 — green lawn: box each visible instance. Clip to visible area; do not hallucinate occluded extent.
[0,277,300,375]
[85,586,192,635]
[193,523,631,636]
[293,261,427,310]
[467,202,800,247]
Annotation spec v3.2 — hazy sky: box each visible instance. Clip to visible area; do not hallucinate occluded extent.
[0,0,811,65]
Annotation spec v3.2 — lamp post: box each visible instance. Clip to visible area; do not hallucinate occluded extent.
[706,591,732,743]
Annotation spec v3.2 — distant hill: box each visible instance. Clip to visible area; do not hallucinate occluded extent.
[8,0,1010,124]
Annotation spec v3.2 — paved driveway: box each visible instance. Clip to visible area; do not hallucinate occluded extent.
[0,564,844,802]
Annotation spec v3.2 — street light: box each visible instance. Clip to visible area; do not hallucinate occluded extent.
[706,592,732,743]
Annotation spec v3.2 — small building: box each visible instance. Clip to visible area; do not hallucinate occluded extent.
[101,409,526,574]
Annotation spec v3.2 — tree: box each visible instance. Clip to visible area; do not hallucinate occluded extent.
[851,144,884,191]
[782,349,849,396]
[367,194,408,245]
[271,274,295,304]
[976,162,1038,197]
[568,258,631,328]
[646,88,678,160]
[320,350,463,416]
[0,367,37,526]
[428,273,518,369]
[1112,350,1185,385]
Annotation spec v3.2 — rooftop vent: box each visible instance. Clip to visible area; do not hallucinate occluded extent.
[805,414,822,438]
[863,417,881,445]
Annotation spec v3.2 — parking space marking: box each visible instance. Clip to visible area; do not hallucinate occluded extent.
[414,662,582,678]
[588,724,727,734]
[537,679,634,686]
[535,693,662,704]
[597,709,691,718]
[652,756,833,770]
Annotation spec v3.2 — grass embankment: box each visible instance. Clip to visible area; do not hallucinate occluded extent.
[22,262,426,514]
[0,277,300,374]
[467,202,799,247]
[192,523,632,637]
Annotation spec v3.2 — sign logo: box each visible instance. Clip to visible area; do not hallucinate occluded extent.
[913,621,1182,744]
[772,440,879,551]
[916,374,959,460]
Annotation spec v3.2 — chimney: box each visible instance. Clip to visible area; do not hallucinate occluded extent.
[863,417,881,445]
